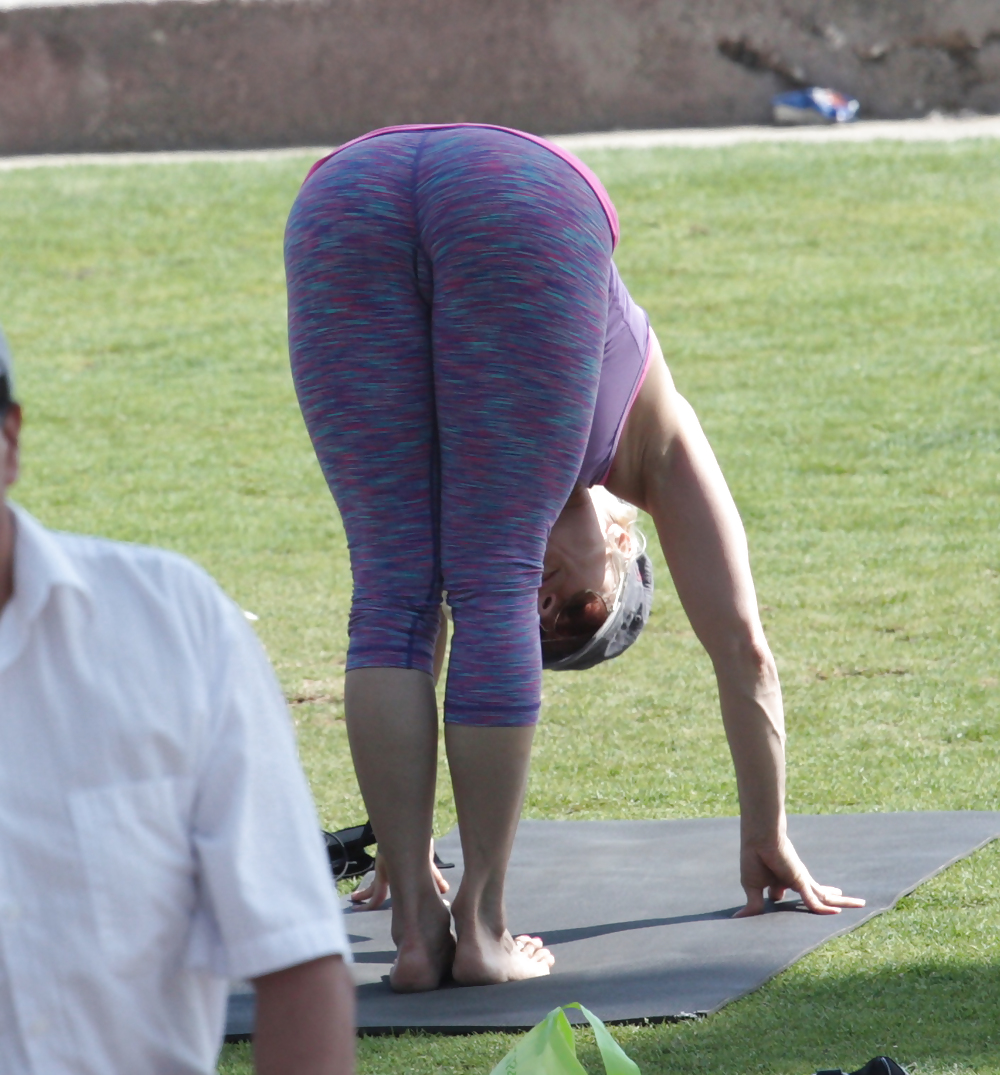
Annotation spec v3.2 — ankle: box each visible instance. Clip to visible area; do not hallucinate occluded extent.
[391,880,450,933]
[452,893,505,940]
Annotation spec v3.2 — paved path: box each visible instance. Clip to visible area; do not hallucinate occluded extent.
[1,115,998,171]
[555,114,1000,151]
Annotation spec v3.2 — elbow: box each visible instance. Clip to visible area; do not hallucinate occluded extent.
[713,627,778,691]
[744,632,778,683]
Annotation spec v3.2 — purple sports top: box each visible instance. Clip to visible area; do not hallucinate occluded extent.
[581,261,652,486]
[306,122,653,489]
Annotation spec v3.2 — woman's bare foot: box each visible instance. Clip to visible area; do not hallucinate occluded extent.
[452,917,554,986]
[444,722,546,986]
[389,895,455,993]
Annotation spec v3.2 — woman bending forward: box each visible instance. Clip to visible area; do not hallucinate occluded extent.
[284,123,864,993]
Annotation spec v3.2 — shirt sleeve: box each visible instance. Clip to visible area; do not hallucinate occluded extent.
[186,586,351,981]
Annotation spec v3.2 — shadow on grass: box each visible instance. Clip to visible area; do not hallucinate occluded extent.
[615,959,1000,1074]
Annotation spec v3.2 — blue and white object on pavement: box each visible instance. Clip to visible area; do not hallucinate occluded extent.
[773,87,860,125]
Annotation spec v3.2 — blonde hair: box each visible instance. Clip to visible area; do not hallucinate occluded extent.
[590,487,644,595]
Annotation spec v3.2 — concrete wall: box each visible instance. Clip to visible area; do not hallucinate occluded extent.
[1,0,998,155]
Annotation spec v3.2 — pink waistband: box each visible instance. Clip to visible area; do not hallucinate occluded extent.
[304,123,620,250]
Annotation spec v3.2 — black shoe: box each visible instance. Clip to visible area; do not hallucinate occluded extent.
[817,1058,910,1075]
[324,821,376,880]
[323,819,455,881]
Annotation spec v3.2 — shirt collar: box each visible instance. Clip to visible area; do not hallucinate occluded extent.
[7,501,93,624]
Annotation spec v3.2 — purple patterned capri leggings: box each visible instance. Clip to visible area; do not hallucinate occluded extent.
[285,126,612,726]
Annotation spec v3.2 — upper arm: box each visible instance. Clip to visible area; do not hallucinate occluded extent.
[606,330,766,666]
[190,597,348,979]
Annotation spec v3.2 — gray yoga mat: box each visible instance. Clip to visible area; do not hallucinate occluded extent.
[226,811,1000,1036]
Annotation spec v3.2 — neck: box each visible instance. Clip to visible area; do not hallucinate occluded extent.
[0,502,14,613]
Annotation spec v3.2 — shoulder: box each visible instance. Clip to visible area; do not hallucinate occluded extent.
[49,528,242,643]
[60,528,222,596]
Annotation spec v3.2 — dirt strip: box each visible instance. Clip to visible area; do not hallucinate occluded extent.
[1,116,997,171]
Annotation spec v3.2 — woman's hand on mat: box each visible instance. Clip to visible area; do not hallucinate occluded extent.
[350,842,450,910]
[734,837,867,917]
[350,854,391,909]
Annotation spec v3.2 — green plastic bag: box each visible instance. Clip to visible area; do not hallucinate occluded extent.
[489,1003,640,1075]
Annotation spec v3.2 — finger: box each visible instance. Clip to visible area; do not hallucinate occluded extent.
[355,877,390,910]
[794,875,867,913]
[813,884,864,904]
[427,840,451,894]
[733,888,767,918]
[797,883,844,915]
[817,890,866,908]
[768,886,787,903]
[368,880,391,909]
[431,864,451,895]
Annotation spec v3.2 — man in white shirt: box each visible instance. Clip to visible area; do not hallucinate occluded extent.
[0,326,355,1075]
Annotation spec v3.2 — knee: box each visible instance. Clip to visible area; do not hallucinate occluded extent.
[442,589,543,727]
[347,600,442,676]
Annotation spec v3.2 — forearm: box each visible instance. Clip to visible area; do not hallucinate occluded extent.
[627,378,787,842]
[608,337,865,913]
[253,955,355,1075]
[646,434,788,842]
[714,643,787,844]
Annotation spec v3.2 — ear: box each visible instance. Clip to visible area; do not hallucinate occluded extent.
[606,522,632,556]
[1,404,22,493]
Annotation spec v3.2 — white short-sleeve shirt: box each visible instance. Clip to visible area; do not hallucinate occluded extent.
[0,504,350,1075]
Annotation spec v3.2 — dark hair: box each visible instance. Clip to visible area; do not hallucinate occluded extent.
[539,589,610,663]
[0,374,12,418]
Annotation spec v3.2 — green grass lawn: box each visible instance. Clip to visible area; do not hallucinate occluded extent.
[1,137,998,1074]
